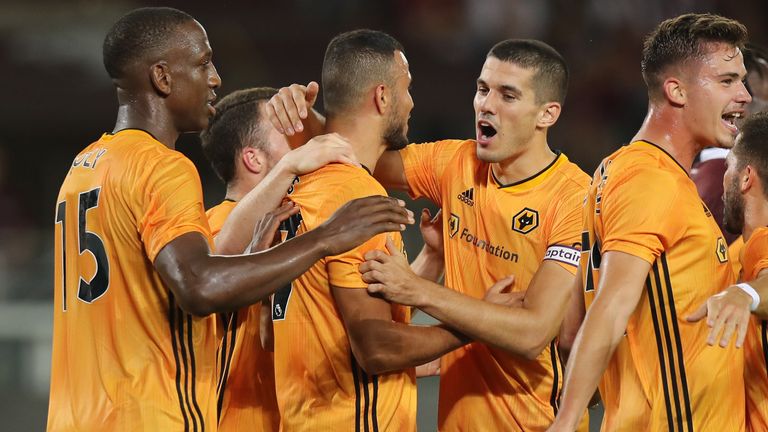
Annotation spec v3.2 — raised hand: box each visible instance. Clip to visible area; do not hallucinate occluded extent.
[266,81,318,136]
[281,132,358,176]
[362,237,425,307]
[317,196,414,256]
[483,276,524,308]
[686,285,752,348]
[246,201,299,253]
[419,208,444,256]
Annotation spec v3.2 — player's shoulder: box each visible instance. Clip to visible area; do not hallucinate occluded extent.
[602,141,685,186]
[745,228,768,254]
[298,163,386,195]
[404,138,475,160]
[553,153,590,190]
[205,200,236,220]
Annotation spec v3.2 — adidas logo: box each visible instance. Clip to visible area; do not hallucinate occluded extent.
[458,188,474,206]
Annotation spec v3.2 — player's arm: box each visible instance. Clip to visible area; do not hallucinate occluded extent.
[548,251,649,432]
[154,195,413,316]
[215,133,357,255]
[333,285,468,375]
[363,241,575,359]
[686,268,767,347]
[557,267,586,361]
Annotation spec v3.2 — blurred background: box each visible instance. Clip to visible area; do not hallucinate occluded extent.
[1,0,766,430]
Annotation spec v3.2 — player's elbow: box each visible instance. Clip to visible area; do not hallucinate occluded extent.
[355,352,395,375]
[519,338,550,361]
[172,269,226,317]
[175,287,218,317]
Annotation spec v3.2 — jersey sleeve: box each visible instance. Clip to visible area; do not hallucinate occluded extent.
[598,166,684,264]
[136,152,213,262]
[398,140,465,203]
[742,229,768,281]
[543,187,585,274]
[321,176,397,289]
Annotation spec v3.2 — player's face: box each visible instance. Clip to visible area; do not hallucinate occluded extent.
[383,51,413,151]
[473,57,542,163]
[722,147,745,234]
[683,43,751,149]
[166,20,222,133]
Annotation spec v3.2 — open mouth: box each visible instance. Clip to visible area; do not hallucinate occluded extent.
[478,121,497,139]
[721,112,742,134]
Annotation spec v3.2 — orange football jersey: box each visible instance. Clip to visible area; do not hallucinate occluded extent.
[581,140,743,431]
[49,129,217,431]
[400,139,589,431]
[272,163,416,431]
[206,200,280,431]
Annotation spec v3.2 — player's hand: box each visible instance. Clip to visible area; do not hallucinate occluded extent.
[415,358,441,377]
[246,201,299,253]
[267,81,318,136]
[483,276,524,307]
[281,132,358,176]
[362,237,426,307]
[316,196,414,256]
[419,208,444,256]
[686,285,752,348]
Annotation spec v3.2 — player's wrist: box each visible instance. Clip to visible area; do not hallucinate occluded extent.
[732,283,760,311]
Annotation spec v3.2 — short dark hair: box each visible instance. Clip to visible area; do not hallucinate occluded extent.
[487,39,569,104]
[103,7,195,80]
[734,112,768,199]
[322,29,404,116]
[200,87,278,184]
[744,43,768,93]
[641,13,748,98]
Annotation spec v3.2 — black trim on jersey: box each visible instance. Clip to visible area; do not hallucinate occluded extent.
[491,151,561,188]
[350,353,378,432]
[371,374,380,432]
[646,256,693,432]
[549,339,560,415]
[762,320,768,375]
[169,296,191,432]
[637,140,689,177]
[360,164,373,176]
[222,198,237,203]
[186,314,206,431]
[352,353,362,432]
[362,369,371,432]
[109,128,160,141]
[217,313,238,421]
[660,256,693,431]
[177,306,200,432]
[646,273,675,431]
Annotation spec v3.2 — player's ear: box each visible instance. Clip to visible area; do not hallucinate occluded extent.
[537,102,561,128]
[742,164,757,193]
[242,147,266,175]
[150,61,172,97]
[663,77,685,106]
[374,84,387,115]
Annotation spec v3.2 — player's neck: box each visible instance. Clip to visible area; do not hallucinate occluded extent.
[326,116,385,172]
[491,140,556,185]
[742,196,768,241]
[113,96,180,149]
[225,172,264,202]
[632,105,701,174]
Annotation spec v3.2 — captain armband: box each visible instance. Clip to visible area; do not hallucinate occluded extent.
[543,245,581,267]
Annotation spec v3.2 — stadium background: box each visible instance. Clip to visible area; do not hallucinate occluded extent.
[0,0,766,430]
